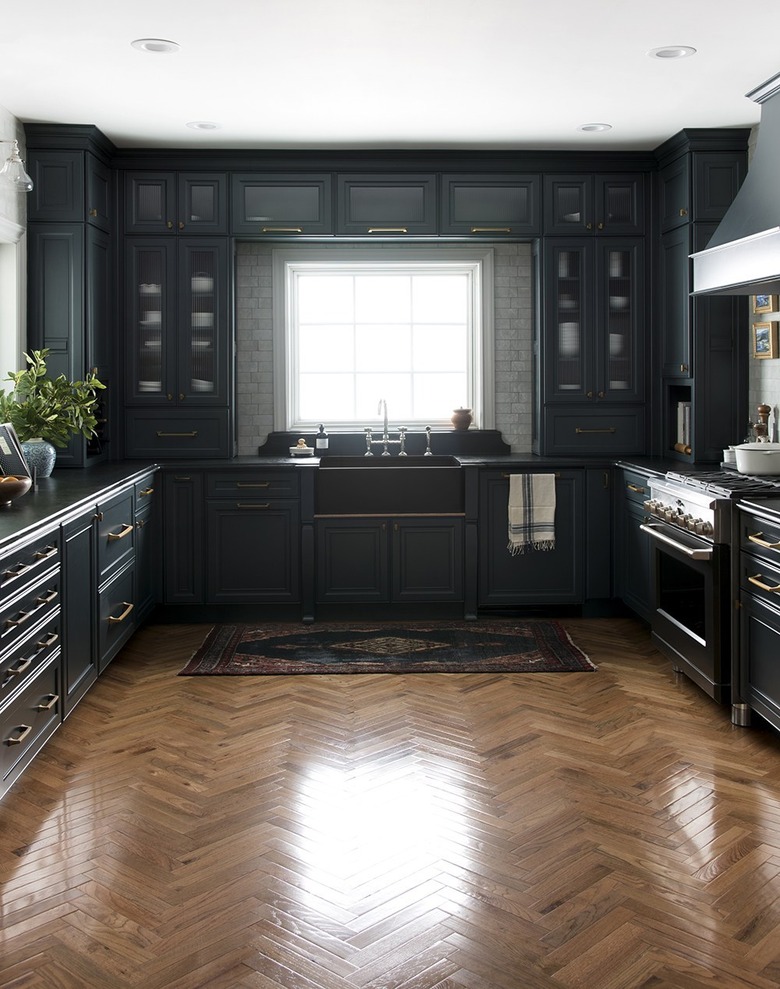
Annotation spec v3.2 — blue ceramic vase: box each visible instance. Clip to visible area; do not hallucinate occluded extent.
[21,438,57,478]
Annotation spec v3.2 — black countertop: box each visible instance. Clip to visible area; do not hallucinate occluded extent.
[0,462,157,551]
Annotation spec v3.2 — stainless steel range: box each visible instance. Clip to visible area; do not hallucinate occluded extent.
[641,468,780,722]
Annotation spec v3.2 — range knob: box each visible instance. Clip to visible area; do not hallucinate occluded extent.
[697,520,713,537]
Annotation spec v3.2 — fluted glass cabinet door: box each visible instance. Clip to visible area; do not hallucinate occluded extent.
[178,241,228,403]
[127,239,175,402]
[546,242,593,400]
[599,240,644,401]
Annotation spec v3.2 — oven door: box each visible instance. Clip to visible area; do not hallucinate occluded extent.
[640,521,730,702]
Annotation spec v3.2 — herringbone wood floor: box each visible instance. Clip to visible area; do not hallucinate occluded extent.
[3,617,780,989]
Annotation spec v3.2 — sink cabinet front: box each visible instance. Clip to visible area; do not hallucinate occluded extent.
[316,517,463,604]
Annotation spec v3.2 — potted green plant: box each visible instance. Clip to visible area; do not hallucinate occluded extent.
[0,349,105,477]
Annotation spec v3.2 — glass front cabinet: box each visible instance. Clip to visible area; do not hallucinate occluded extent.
[125,238,230,407]
[544,238,644,404]
[537,237,646,455]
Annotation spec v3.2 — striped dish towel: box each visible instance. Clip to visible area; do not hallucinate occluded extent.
[507,473,556,555]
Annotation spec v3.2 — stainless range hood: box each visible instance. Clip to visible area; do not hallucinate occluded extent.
[692,71,780,296]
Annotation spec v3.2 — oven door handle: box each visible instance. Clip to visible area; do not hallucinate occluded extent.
[639,522,713,560]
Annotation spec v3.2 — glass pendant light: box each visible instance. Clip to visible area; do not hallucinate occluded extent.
[0,140,34,193]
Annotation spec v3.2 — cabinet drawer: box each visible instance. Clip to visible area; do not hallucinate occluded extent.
[0,573,60,659]
[741,551,780,609]
[97,488,135,583]
[621,468,652,507]
[740,513,780,566]
[99,565,136,671]
[0,613,60,709]
[124,409,231,458]
[206,471,299,499]
[0,531,60,602]
[1,655,61,790]
[134,472,158,514]
[544,408,645,455]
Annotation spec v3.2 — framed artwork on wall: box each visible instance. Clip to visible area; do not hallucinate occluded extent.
[752,321,778,359]
[752,294,779,314]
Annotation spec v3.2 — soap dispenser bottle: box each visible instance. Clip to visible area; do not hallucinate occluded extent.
[315,424,329,456]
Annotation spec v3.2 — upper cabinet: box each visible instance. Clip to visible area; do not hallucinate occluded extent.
[439,174,540,236]
[336,174,437,235]
[659,150,747,232]
[28,150,113,232]
[544,174,645,236]
[231,173,332,236]
[125,172,228,234]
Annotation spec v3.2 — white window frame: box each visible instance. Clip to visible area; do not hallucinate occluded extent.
[272,246,495,432]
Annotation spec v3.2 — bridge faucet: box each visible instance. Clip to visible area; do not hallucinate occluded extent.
[364,399,407,455]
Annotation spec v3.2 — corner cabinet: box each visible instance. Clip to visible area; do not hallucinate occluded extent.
[537,238,646,455]
[123,237,233,458]
[478,469,582,606]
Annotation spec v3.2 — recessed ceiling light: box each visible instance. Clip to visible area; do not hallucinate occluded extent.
[186,121,221,131]
[578,123,612,133]
[648,45,697,59]
[131,38,180,54]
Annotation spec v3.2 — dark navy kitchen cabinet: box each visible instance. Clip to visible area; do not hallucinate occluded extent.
[163,471,204,605]
[478,469,582,606]
[614,468,652,622]
[231,173,333,236]
[654,130,749,463]
[439,174,540,236]
[316,517,463,604]
[61,509,97,715]
[125,172,228,234]
[336,174,437,235]
[205,472,301,603]
[544,174,645,236]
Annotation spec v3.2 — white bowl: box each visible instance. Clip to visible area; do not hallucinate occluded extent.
[191,378,213,392]
[191,274,213,293]
[609,333,623,356]
[609,296,629,310]
[734,443,780,475]
[192,312,214,328]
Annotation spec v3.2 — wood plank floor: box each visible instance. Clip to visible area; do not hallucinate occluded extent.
[3,617,780,989]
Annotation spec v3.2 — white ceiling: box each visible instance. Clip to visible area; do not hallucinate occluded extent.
[2,0,780,150]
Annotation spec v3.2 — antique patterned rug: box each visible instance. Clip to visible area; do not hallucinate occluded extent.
[178,620,595,675]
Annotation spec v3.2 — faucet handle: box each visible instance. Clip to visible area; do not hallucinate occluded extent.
[424,425,432,456]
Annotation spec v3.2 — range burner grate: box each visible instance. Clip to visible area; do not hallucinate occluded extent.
[666,468,780,498]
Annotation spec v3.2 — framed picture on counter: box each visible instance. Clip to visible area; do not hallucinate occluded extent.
[752,294,778,314]
[752,321,778,359]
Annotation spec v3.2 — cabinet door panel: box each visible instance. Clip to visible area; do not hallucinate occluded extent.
[440,174,539,235]
[693,153,746,222]
[660,225,692,377]
[177,240,229,403]
[125,173,177,233]
[98,564,136,672]
[740,594,780,732]
[126,239,176,402]
[544,241,593,400]
[543,176,591,234]
[659,156,691,232]
[337,174,436,234]
[599,240,644,400]
[595,174,645,235]
[163,472,204,604]
[62,510,97,716]
[206,502,300,603]
[392,519,463,602]
[28,151,84,221]
[316,520,389,603]
[478,472,582,605]
[231,173,332,235]
[86,154,112,231]
[178,173,228,233]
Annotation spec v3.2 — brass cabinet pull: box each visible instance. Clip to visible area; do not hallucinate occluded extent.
[34,589,58,606]
[470,227,511,233]
[236,503,271,509]
[748,574,780,593]
[107,523,134,542]
[748,532,780,552]
[502,471,560,479]
[178,221,185,230]
[575,427,616,434]
[37,632,59,649]
[261,226,303,233]
[367,227,408,233]
[156,430,198,438]
[680,364,689,374]
[8,656,33,676]
[34,545,58,561]
[679,207,688,217]
[139,487,155,497]
[88,207,98,217]
[108,601,134,624]
[2,562,31,582]
[7,725,32,746]
[236,482,270,488]
[627,483,646,494]
[35,694,59,712]
[173,476,192,481]
[597,221,604,230]
[5,611,30,629]
[136,518,146,529]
